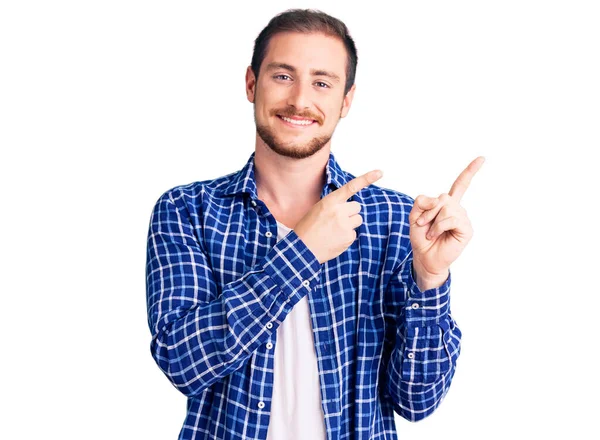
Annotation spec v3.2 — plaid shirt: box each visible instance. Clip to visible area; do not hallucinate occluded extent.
[145,151,462,440]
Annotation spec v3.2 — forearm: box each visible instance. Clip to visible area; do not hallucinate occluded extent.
[384,258,462,421]
[384,315,462,421]
[146,191,322,398]
[150,267,301,396]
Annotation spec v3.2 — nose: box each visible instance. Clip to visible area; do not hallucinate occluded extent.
[286,79,311,111]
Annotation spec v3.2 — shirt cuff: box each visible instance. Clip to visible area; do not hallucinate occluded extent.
[403,261,451,327]
[262,228,322,314]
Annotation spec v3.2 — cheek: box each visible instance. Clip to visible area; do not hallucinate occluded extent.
[257,89,284,114]
[323,105,342,124]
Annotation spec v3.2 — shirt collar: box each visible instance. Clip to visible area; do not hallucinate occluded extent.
[220,151,350,199]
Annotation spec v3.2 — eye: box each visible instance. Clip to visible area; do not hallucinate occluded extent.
[274,74,291,81]
[315,81,330,89]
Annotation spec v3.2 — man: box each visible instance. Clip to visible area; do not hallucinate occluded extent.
[145,8,484,440]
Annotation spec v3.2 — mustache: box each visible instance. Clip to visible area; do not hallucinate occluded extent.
[271,108,321,124]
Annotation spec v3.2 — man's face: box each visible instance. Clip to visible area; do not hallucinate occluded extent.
[246,32,355,159]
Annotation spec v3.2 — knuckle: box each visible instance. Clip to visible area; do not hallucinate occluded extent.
[344,232,355,247]
[417,194,433,205]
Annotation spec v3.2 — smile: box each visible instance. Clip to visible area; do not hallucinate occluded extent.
[277,115,316,127]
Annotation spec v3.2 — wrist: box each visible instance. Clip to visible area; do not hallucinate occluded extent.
[412,261,449,291]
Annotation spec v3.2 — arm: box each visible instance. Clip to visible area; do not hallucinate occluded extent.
[380,158,481,421]
[146,189,322,398]
[381,252,462,422]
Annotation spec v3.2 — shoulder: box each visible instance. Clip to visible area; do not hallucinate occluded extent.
[152,170,238,213]
[343,170,415,215]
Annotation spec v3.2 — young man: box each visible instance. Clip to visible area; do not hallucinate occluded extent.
[146,8,483,440]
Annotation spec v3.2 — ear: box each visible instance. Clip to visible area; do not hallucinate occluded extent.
[246,66,257,103]
[340,83,356,118]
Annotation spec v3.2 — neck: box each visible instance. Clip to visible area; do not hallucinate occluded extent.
[253,138,329,210]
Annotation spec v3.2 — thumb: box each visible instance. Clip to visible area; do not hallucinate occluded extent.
[409,196,439,224]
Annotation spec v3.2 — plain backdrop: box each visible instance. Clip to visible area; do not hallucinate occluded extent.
[1,1,599,439]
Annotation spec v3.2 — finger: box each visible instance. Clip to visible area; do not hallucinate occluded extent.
[417,198,452,227]
[329,169,383,203]
[348,213,363,229]
[415,195,439,211]
[413,193,453,226]
[340,200,362,216]
[427,213,472,242]
[426,215,460,241]
[409,195,439,223]
[448,156,485,202]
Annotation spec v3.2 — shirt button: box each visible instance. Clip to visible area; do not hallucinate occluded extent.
[258,401,265,409]
[407,352,415,359]
[251,200,257,207]
[265,231,273,237]
[411,303,420,309]
[266,342,273,349]
[302,280,310,288]
[266,322,273,329]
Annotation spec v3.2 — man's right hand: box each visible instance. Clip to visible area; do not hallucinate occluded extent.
[294,169,384,264]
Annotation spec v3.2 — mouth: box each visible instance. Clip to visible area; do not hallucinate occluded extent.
[276,115,317,128]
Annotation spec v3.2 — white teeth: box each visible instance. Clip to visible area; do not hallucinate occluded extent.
[280,116,313,126]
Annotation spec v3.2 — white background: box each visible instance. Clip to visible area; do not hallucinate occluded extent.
[1,1,599,439]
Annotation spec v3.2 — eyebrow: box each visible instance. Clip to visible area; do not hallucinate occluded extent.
[265,62,341,83]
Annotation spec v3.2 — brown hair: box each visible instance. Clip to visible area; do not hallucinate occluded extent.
[250,9,358,96]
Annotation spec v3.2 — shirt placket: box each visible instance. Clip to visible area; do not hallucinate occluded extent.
[249,193,342,440]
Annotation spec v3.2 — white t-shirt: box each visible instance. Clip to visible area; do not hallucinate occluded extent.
[265,220,327,440]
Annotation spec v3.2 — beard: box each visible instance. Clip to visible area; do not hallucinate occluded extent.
[255,118,333,160]
[253,92,343,159]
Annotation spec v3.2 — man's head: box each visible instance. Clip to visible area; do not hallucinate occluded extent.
[246,9,358,159]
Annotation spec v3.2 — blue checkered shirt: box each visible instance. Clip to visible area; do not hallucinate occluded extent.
[145,151,462,440]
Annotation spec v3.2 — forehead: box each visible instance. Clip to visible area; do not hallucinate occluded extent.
[262,32,347,77]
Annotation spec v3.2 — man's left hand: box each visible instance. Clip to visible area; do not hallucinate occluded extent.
[409,157,485,285]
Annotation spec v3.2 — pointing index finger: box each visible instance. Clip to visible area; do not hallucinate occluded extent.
[449,156,485,202]
[331,169,383,203]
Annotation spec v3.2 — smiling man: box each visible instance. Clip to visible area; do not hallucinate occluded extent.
[146,8,481,440]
